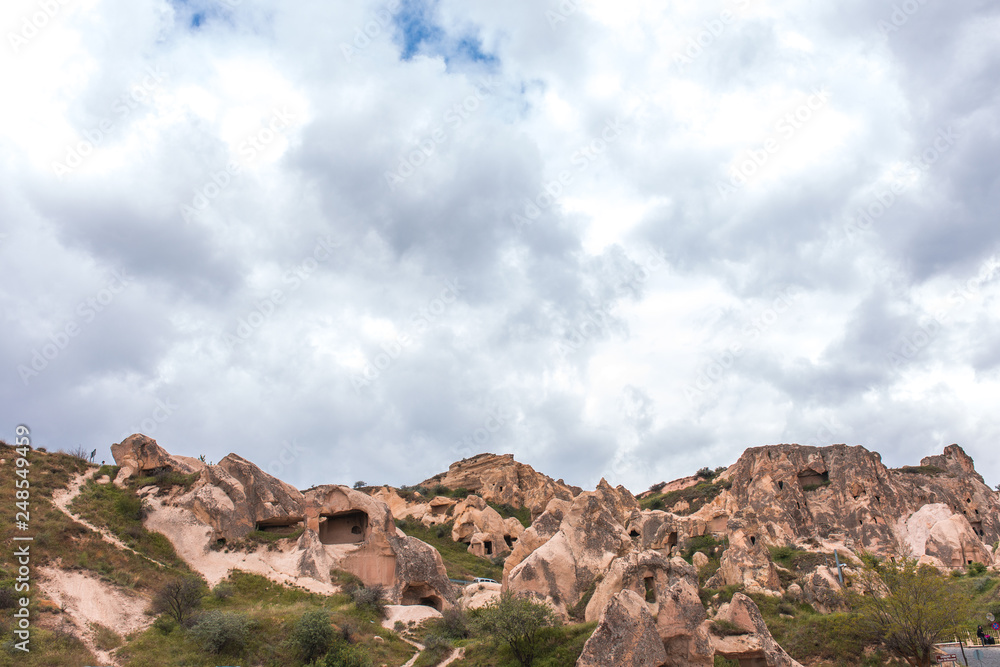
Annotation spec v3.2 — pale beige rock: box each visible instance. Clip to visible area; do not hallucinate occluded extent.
[714,593,805,666]
[576,590,668,667]
[692,551,709,569]
[110,433,203,487]
[506,481,636,618]
[459,582,501,610]
[502,498,570,584]
[705,514,782,595]
[421,452,581,518]
[451,495,521,557]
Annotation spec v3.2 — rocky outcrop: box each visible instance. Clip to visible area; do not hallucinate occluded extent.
[705,513,782,595]
[585,551,713,666]
[110,434,203,487]
[686,443,999,569]
[459,581,502,610]
[451,495,524,558]
[116,436,454,610]
[421,453,581,518]
[576,590,668,667]
[713,593,805,667]
[506,480,636,618]
[502,498,571,584]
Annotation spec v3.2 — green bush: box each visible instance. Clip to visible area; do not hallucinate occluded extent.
[0,587,16,609]
[968,562,987,576]
[152,576,204,625]
[189,610,253,654]
[350,585,387,618]
[319,639,374,667]
[114,495,149,521]
[293,609,336,662]
[710,619,748,636]
[212,581,235,600]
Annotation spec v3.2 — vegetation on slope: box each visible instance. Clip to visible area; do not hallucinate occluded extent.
[395,518,504,582]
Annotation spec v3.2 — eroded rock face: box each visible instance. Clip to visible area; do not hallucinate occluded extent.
[576,590,669,667]
[705,514,782,595]
[111,434,203,487]
[506,481,636,618]
[119,436,453,609]
[421,453,582,518]
[713,593,805,667]
[450,495,524,558]
[692,443,999,568]
[585,551,713,666]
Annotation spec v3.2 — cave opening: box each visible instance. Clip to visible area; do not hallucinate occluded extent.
[643,575,656,603]
[318,510,369,545]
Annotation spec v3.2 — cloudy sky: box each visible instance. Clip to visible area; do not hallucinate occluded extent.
[2,0,999,494]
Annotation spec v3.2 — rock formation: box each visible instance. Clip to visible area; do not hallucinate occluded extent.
[712,593,805,667]
[111,434,454,609]
[577,590,668,667]
[450,495,525,558]
[421,453,581,518]
[110,433,203,487]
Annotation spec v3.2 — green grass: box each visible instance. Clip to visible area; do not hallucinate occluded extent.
[639,479,731,514]
[893,465,949,476]
[0,626,98,667]
[456,622,596,666]
[486,502,531,528]
[68,467,191,571]
[118,571,415,667]
[801,480,832,492]
[395,519,504,581]
[130,470,201,493]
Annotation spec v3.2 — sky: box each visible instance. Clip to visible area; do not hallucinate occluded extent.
[2,0,999,494]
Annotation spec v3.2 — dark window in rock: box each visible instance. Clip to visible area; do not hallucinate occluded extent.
[750,535,756,546]
[629,529,640,539]
[484,540,493,555]
[643,576,656,603]
[499,486,504,492]
[666,532,678,550]
[797,469,829,489]
[874,496,880,503]
[971,521,983,536]
[504,535,514,549]
[319,510,369,545]
[796,502,800,509]
[967,498,972,503]
[778,481,784,490]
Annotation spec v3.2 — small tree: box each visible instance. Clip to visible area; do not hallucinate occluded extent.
[190,610,253,654]
[152,577,204,626]
[848,554,971,667]
[292,609,335,663]
[472,591,558,667]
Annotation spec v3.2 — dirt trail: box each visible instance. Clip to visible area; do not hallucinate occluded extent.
[42,468,159,666]
[51,468,167,568]
[383,604,463,667]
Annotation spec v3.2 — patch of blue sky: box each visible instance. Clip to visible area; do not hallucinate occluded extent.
[392,0,499,71]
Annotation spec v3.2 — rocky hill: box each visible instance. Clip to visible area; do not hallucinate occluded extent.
[3,435,999,667]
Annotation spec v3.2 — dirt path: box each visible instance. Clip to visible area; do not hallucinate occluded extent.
[51,468,167,568]
[382,604,463,667]
[43,468,160,666]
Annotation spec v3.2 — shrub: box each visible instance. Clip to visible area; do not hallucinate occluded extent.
[320,640,373,667]
[114,495,149,521]
[292,609,335,662]
[152,615,177,634]
[438,607,470,639]
[350,585,387,618]
[471,591,559,667]
[152,577,204,625]
[212,581,235,600]
[710,619,748,637]
[0,588,17,610]
[968,562,987,576]
[190,610,253,654]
